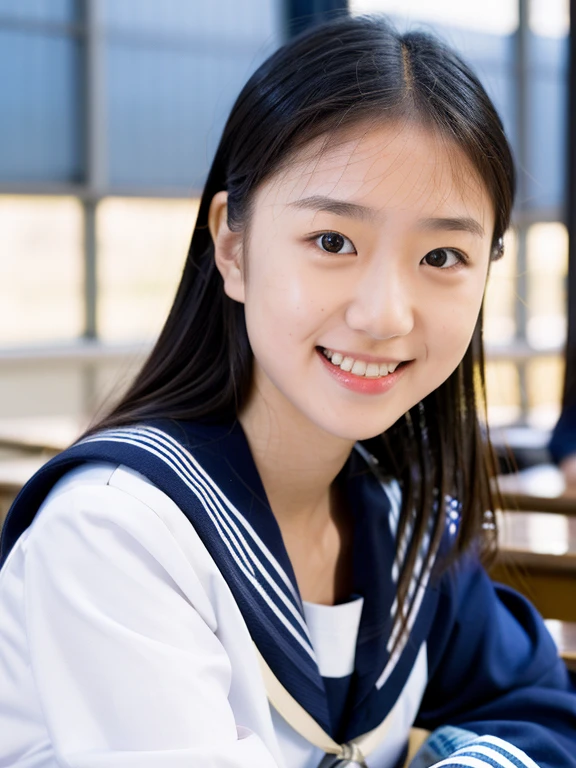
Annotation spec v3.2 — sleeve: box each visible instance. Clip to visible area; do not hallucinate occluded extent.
[22,480,280,768]
[548,401,576,464]
[412,553,576,768]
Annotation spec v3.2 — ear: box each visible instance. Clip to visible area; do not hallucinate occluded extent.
[209,190,245,303]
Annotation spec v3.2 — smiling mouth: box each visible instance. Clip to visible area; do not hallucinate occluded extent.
[319,347,407,378]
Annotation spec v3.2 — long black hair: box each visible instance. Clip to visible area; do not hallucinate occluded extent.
[87,15,515,621]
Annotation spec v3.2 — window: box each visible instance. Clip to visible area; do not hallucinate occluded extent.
[0,195,83,346]
[97,197,198,341]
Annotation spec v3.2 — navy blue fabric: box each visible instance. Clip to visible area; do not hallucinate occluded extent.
[1,418,432,740]
[2,417,576,761]
[549,401,576,464]
[416,554,576,767]
[323,674,352,738]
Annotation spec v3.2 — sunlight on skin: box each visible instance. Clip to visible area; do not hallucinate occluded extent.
[209,121,495,602]
[235,122,494,450]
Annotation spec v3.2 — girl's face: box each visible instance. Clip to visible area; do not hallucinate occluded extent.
[225,122,495,442]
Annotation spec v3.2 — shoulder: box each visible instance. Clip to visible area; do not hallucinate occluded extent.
[34,461,188,541]
[21,462,227,629]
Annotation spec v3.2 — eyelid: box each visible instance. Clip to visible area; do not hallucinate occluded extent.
[422,247,469,269]
[308,230,357,254]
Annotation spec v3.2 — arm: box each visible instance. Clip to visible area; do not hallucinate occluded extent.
[23,479,280,767]
[413,554,576,768]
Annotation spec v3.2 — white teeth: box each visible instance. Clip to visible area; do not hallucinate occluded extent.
[365,363,380,378]
[340,356,354,372]
[322,347,402,378]
[351,360,367,376]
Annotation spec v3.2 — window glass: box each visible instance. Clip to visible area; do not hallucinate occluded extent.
[0,196,83,346]
[97,198,198,341]
[485,360,521,426]
[529,0,569,38]
[104,0,281,189]
[103,0,279,40]
[526,355,564,428]
[526,222,567,350]
[526,35,567,210]
[0,31,82,182]
[484,229,517,348]
[106,47,257,189]
[349,0,518,34]
[0,0,78,24]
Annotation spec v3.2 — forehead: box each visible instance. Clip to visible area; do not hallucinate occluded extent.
[255,121,493,228]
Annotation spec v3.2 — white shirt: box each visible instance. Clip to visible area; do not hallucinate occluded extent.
[0,463,426,768]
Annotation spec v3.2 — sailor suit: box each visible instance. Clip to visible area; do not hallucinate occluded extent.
[0,419,574,767]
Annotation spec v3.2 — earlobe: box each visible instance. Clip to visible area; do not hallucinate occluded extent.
[208,190,245,304]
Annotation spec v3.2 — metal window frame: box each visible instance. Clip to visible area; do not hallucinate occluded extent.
[0,0,569,428]
[562,0,576,407]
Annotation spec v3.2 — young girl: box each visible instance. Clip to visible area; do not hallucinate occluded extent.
[0,14,574,768]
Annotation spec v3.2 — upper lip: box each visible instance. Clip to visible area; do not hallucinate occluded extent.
[320,346,408,365]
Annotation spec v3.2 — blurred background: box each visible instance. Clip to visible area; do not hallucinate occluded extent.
[3,0,576,644]
[0,0,571,454]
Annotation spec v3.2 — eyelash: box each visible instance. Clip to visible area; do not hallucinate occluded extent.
[309,231,469,270]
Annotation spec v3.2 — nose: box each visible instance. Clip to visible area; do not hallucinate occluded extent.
[345,262,415,340]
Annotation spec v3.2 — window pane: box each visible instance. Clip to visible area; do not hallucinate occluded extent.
[526,355,564,428]
[0,0,78,24]
[484,229,517,347]
[349,0,518,34]
[526,35,567,210]
[0,30,82,181]
[104,0,282,189]
[103,0,279,40]
[526,222,567,350]
[529,0,569,38]
[106,46,258,189]
[0,196,83,346]
[485,360,521,426]
[97,198,198,342]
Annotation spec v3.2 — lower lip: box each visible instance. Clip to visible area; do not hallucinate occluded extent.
[316,349,410,395]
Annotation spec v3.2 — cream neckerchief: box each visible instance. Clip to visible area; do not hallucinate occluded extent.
[255,645,430,766]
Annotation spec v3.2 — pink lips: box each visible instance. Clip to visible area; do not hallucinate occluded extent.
[316,348,409,395]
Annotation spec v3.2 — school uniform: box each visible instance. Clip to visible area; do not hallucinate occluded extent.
[0,419,574,768]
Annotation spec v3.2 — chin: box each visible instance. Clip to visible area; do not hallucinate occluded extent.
[315,413,402,443]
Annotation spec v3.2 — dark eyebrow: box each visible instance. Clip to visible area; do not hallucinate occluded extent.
[417,216,485,238]
[289,195,485,238]
[288,195,378,222]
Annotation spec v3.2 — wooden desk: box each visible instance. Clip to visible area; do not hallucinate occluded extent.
[492,511,576,621]
[495,464,576,515]
[545,619,576,670]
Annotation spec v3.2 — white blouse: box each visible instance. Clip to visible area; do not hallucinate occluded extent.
[0,463,426,768]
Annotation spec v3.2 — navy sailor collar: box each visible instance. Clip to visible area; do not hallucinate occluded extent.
[0,417,443,740]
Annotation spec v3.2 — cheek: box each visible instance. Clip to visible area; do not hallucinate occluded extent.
[244,256,331,342]
[432,285,484,355]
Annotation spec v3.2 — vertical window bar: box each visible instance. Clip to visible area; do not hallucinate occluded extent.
[563,0,576,406]
[83,0,107,340]
[285,0,349,37]
[515,0,530,422]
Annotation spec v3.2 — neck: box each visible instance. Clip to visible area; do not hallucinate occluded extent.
[238,388,353,530]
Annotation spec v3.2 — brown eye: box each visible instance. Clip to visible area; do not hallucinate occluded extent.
[422,248,462,269]
[316,232,355,254]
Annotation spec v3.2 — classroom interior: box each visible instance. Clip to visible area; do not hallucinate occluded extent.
[1,0,575,668]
